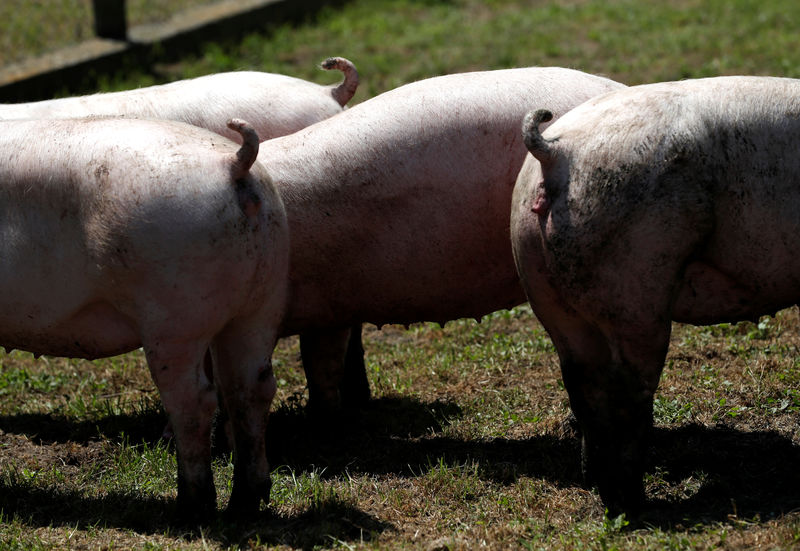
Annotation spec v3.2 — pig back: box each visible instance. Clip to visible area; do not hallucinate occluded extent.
[259,67,624,331]
[0,72,345,142]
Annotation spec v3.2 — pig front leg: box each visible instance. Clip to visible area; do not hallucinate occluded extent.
[300,324,370,413]
[144,338,217,522]
[342,324,371,406]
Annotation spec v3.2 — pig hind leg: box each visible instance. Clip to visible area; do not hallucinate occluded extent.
[516,222,690,516]
[564,251,687,517]
[300,325,370,413]
[342,324,371,406]
[566,318,670,517]
[144,337,217,522]
[535,284,673,517]
[211,316,280,515]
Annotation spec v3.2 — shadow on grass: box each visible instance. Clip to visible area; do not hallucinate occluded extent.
[0,479,392,548]
[266,395,583,488]
[0,405,166,446]
[641,424,800,527]
[217,500,395,550]
[266,400,800,527]
[2,396,800,533]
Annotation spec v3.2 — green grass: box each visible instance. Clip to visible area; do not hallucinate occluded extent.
[3,0,800,549]
[3,307,800,549]
[87,0,800,97]
[0,0,218,67]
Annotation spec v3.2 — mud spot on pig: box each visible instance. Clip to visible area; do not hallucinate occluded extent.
[94,164,109,181]
[113,246,130,268]
[91,163,112,191]
[234,179,262,219]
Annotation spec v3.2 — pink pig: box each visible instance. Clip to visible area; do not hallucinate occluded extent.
[512,76,800,517]
[0,117,289,520]
[2,57,362,420]
[256,67,625,409]
[0,57,359,143]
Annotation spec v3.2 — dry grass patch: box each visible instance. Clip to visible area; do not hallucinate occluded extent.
[1,307,800,548]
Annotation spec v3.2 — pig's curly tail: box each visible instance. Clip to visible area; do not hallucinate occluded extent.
[522,109,555,161]
[227,118,260,179]
[321,57,359,107]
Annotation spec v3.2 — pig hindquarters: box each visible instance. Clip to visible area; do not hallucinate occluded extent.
[258,67,625,410]
[0,118,289,518]
[511,76,800,516]
[1,58,366,415]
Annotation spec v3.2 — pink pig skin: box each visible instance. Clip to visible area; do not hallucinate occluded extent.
[0,117,289,519]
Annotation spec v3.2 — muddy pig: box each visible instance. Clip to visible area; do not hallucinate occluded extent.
[511,76,800,516]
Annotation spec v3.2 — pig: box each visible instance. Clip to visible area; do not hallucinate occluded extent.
[510,76,800,517]
[0,117,289,519]
[256,67,625,410]
[0,56,363,418]
[0,57,359,143]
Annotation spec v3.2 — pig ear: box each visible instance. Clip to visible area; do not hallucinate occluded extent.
[522,109,556,166]
[227,118,260,179]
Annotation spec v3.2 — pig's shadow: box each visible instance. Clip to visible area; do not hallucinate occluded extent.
[639,424,800,527]
[266,396,583,488]
[1,398,800,533]
[0,481,393,547]
[266,403,800,527]
[0,406,166,446]
[0,396,448,538]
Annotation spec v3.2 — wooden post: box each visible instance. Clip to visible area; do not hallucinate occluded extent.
[92,0,127,40]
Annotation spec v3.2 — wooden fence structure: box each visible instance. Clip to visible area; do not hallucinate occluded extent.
[0,0,341,102]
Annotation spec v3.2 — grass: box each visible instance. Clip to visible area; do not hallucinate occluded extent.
[2,0,800,549]
[3,307,800,549]
[0,0,219,68]
[87,0,800,95]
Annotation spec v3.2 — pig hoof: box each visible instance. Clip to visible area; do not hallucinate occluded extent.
[175,476,217,526]
[174,494,217,527]
[306,387,343,416]
[340,363,371,409]
[340,383,370,408]
[597,481,646,522]
[226,478,271,519]
[160,420,174,440]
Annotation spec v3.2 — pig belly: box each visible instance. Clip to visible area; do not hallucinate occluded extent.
[358,256,526,325]
[673,260,800,325]
[673,193,800,325]
[283,182,528,331]
[0,300,139,359]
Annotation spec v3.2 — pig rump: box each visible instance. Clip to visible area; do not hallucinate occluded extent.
[511,76,800,517]
[0,117,289,520]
